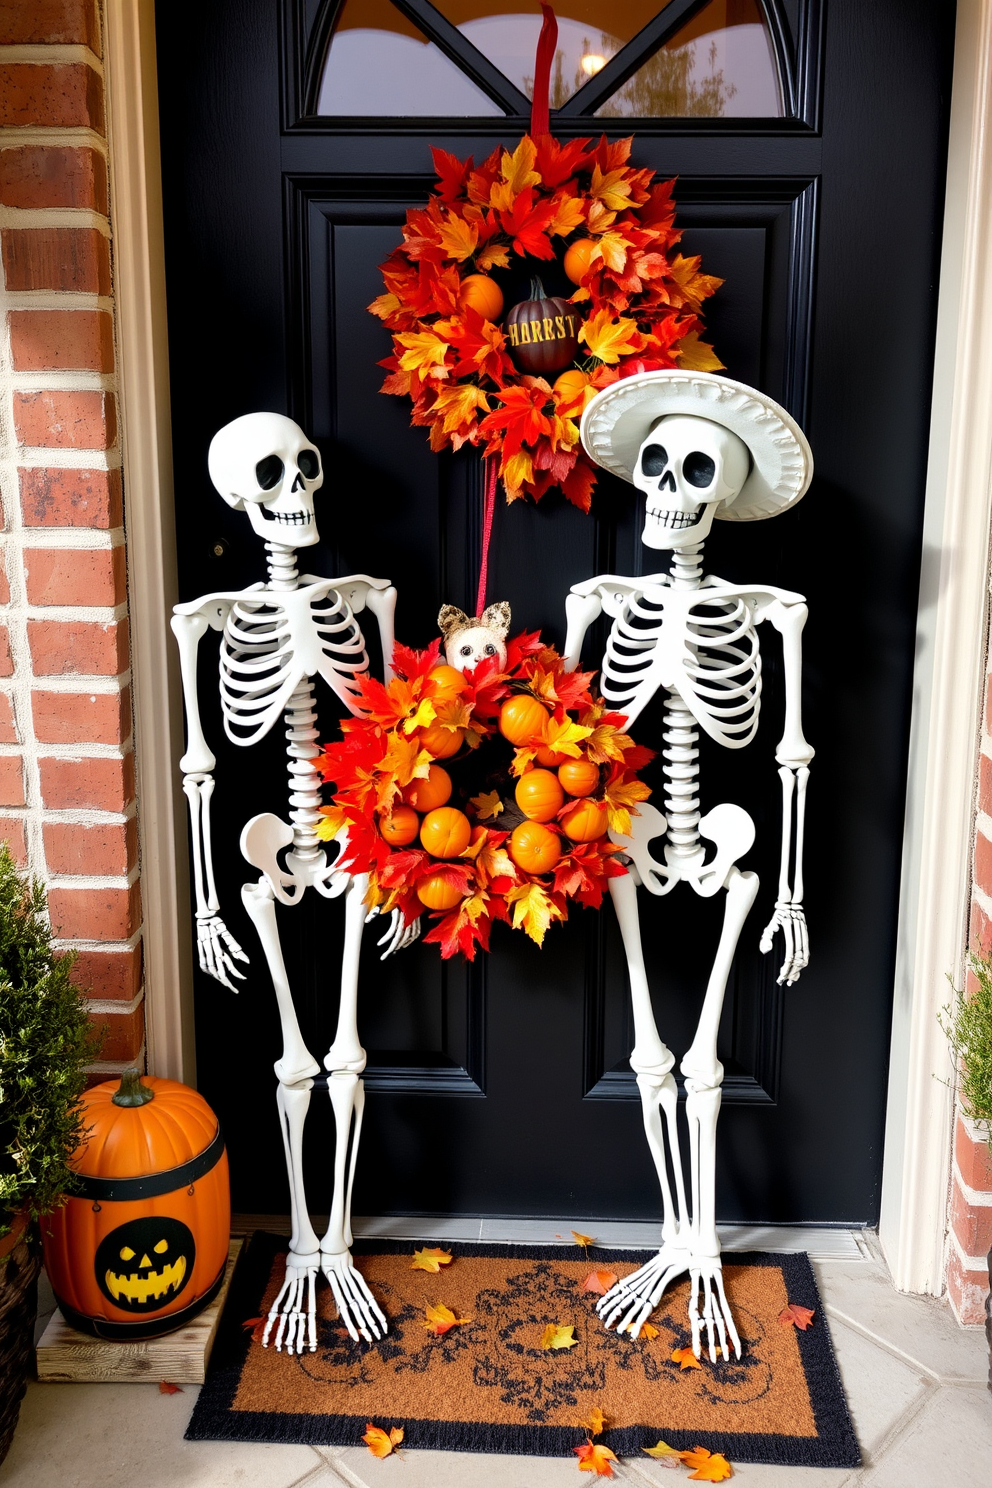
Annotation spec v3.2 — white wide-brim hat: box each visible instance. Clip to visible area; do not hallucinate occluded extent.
[580,369,813,522]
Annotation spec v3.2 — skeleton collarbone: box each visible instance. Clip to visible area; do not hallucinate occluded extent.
[597,573,802,742]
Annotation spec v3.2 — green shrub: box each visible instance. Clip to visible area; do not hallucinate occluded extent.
[941,952,992,1140]
[0,843,98,1238]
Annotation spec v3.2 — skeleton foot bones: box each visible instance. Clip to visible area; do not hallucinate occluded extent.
[262,1250,386,1352]
[597,1247,742,1363]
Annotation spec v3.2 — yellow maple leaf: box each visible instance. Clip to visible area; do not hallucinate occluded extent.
[540,1323,578,1350]
[437,210,479,262]
[572,1230,596,1252]
[589,162,633,212]
[431,382,491,439]
[643,1439,680,1461]
[595,231,632,272]
[675,330,726,372]
[502,448,534,498]
[377,734,433,809]
[548,193,587,238]
[603,776,652,837]
[542,715,593,759]
[315,805,348,842]
[586,200,617,235]
[500,135,541,195]
[423,1302,471,1335]
[470,790,504,821]
[680,1445,734,1481]
[476,241,511,271]
[505,881,565,945]
[667,253,724,312]
[473,837,516,888]
[395,329,450,378]
[368,291,401,321]
[579,309,645,365]
[583,721,635,765]
[401,697,437,735]
[580,1406,609,1437]
[362,1423,404,1458]
[410,1247,453,1273]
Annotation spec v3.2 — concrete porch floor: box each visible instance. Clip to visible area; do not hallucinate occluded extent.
[2,1223,989,1488]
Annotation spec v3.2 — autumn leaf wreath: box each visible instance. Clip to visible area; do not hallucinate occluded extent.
[370,132,723,513]
[315,635,653,960]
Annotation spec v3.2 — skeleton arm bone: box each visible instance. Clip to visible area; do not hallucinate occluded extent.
[565,577,645,671]
[171,605,249,990]
[757,600,814,984]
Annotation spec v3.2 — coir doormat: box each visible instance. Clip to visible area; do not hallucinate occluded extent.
[186,1231,860,1467]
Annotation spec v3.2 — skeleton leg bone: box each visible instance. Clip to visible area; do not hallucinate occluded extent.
[321,876,387,1343]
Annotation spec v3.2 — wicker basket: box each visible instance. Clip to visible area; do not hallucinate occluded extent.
[0,1214,40,1468]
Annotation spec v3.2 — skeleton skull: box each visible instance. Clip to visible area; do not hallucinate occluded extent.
[634,414,750,550]
[208,412,323,548]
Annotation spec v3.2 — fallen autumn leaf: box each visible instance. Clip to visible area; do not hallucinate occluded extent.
[410,1247,453,1273]
[643,1439,681,1468]
[671,1346,703,1371]
[778,1302,815,1330]
[541,1323,578,1350]
[680,1445,733,1480]
[362,1423,404,1458]
[574,1440,617,1477]
[580,1406,608,1436]
[423,1302,470,1335]
[158,1381,182,1395]
[571,1229,596,1252]
[580,1268,618,1296]
[624,1320,659,1339]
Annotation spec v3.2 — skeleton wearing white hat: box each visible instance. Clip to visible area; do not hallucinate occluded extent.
[565,370,814,1360]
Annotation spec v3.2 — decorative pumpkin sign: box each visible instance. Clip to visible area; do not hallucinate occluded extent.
[505,277,580,376]
[42,1070,230,1340]
[316,628,653,959]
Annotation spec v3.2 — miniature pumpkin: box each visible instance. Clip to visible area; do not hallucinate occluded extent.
[417,871,464,911]
[535,744,567,767]
[499,694,550,746]
[426,664,468,699]
[563,237,599,284]
[420,806,472,858]
[41,1070,230,1340]
[404,763,452,812]
[514,768,565,823]
[509,820,562,875]
[561,797,609,841]
[458,272,504,321]
[505,277,580,376]
[380,804,420,846]
[558,758,601,797]
[420,720,464,758]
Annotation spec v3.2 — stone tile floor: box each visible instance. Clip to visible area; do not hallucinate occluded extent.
[3,1225,989,1488]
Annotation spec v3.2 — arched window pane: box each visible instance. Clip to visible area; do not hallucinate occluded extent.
[594,0,783,118]
[316,0,502,116]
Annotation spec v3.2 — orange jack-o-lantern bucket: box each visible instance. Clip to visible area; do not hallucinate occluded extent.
[42,1069,230,1340]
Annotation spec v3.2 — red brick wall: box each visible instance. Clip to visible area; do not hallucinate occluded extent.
[0,0,143,1079]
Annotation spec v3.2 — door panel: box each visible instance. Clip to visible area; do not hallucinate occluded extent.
[155,0,954,1223]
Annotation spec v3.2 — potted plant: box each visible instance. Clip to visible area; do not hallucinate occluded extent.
[940,952,992,1392]
[0,844,96,1464]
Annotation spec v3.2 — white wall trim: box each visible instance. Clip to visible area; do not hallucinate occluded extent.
[879,0,992,1293]
[103,0,194,1082]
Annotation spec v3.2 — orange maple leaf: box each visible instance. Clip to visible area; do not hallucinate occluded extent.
[671,1346,703,1370]
[241,1315,266,1345]
[362,1423,404,1458]
[158,1380,183,1395]
[572,1230,596,1252]
[580,1406,609,1436]
[436,210,479,262]
[779,1302,815,1330]
[505,881,565,945]
[423,1302,471,1335]
[579,309,647,364]
[680,1445,733,1481]
[624,1319,659,1339]
[574,1440,618,1477]
[410,1247,453,1273]
[580,1269,618,1296]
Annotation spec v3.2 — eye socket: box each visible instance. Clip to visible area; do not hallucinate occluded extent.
[640,443,668,477]
[683,451,716,488]
[460,644,473,657]
[484,643,496,656]
[297,449,320,480]
[154,1239,169,1254]
[119,1246,135,1261]
[255,454,284,490]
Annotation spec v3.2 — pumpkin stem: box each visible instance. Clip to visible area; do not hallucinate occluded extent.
[529,276,547,301]
[112,1068,155,1107]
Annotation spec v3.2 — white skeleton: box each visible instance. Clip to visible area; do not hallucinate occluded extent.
[566,372,814,1361]
[172,412,417,1355]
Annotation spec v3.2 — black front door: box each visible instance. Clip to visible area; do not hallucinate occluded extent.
[155,0,954,1224]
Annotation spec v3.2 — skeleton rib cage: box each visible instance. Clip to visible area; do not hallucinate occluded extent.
[602,585,762,746]
[219,584,370,745]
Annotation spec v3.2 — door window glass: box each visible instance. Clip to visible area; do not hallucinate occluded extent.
[316,0,502,115]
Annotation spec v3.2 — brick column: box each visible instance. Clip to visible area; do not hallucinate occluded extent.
[0,0,143,1078]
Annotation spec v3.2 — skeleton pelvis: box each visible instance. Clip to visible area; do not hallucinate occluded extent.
[615,801,755,898]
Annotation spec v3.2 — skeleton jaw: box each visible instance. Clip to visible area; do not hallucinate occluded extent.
[641,500,718,550]
[246,494,319,547]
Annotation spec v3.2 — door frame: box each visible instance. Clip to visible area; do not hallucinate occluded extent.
[106,0,991,1291]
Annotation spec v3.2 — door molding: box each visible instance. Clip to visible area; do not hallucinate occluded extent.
[103,0,194,1082]
[879,0,992,1294]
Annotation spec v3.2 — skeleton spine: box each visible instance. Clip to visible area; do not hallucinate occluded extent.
[266,542,323,858]
[664,539,702,853]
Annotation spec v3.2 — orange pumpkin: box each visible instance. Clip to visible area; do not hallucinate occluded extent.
[458,272,504,321]
[41,1070,230,1340]
[379,804,419,846]
[420,806,472,859]
[534,743,567,767]
[561,797,609,841]
[553,368,595,413]
[420,720,464,758]
[558,758,601,797]
[509,820,562,875]
[417,872,464,911]
[403,763,452,812]
[514,768,565,823]
[564,237,599,284]
[425,664,467,699]
[499,694,549,746]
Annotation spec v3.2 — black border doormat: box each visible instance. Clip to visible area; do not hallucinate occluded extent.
[186,1231,860,1467]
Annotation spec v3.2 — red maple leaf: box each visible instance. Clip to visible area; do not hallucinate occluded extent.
[498,187,558,260]
[533,133,593,189]
[431,145,472,203]
[391,637,442,681]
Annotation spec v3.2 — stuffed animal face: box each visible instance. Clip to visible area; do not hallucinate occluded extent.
[438,602,511,673]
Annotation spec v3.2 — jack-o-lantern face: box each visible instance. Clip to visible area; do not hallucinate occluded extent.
[95,1217,195,1312]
